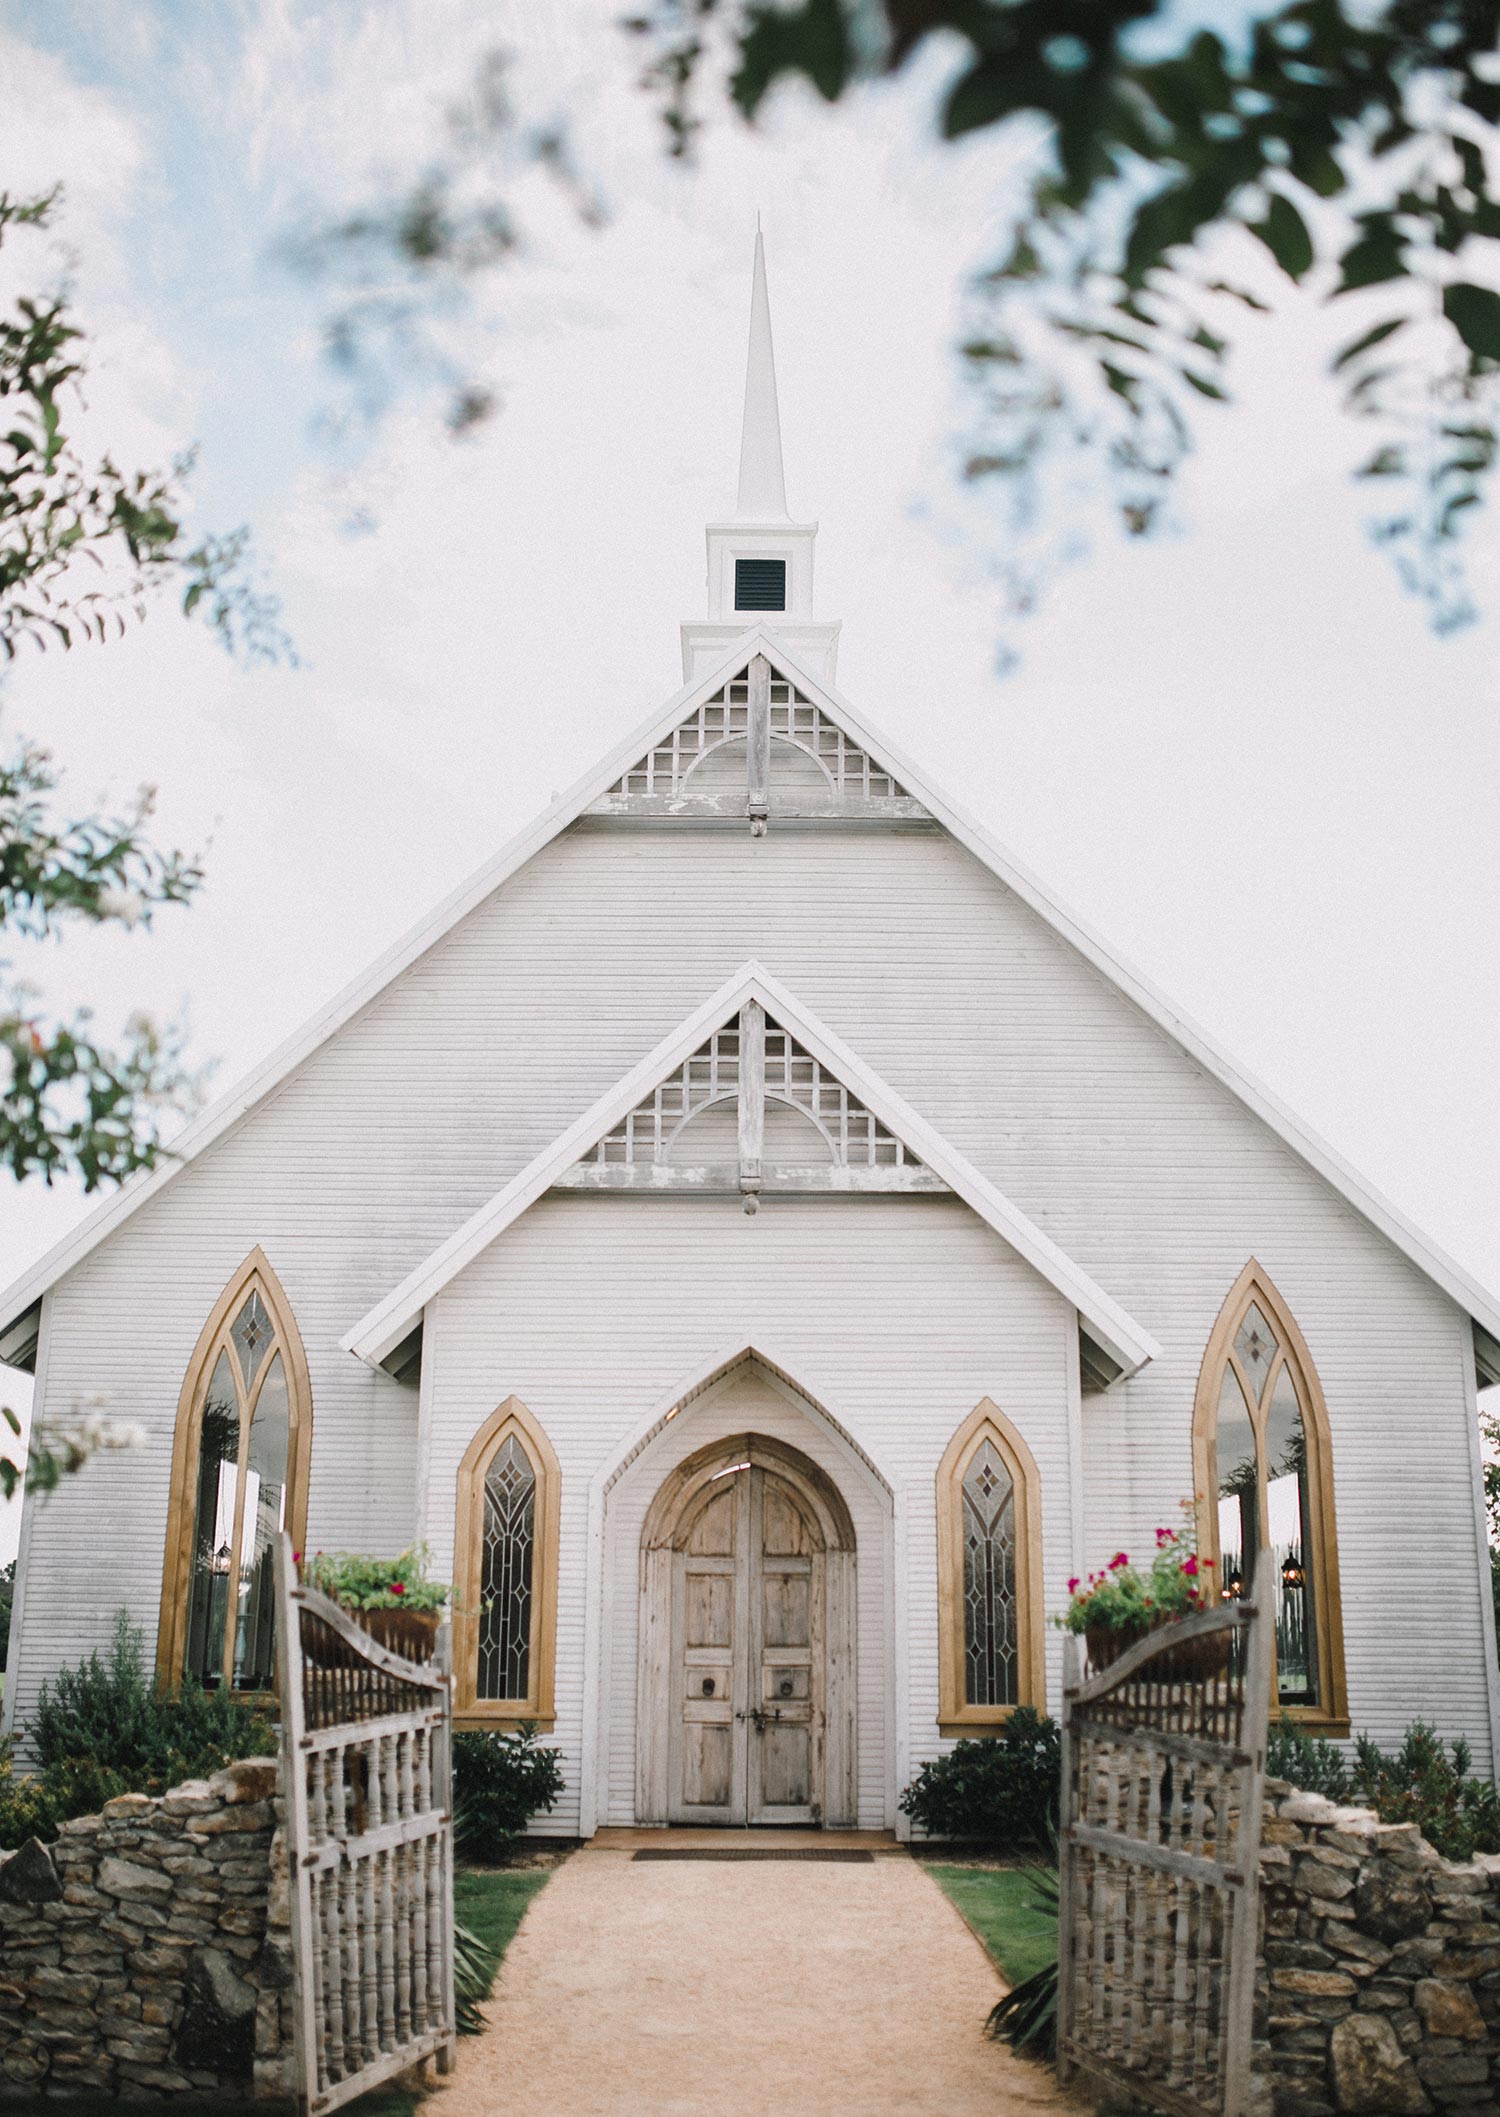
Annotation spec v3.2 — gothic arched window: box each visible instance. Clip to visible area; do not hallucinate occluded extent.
[454,1398,560,1725]
[1193,1261,1347,1730]
[158,1250,312,1690]
[936,1399,1045,1733]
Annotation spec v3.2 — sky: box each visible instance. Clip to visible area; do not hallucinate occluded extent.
[0,0,1497,1565]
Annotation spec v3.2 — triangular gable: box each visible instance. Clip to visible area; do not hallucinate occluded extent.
[558,999,940,1194]
[589,655,927,814]
[341,962,1161,1379]
[1,620,1497,1379]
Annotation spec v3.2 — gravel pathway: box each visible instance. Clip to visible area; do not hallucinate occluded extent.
[433,1846,1091,2117]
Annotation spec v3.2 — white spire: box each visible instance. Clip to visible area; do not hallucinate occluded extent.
[734,226,789,520]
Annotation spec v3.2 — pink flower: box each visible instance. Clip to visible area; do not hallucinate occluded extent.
[1182,1556,1199,1578]
[1067,1577,1079,1593]
[1109,1551,1129,1570]
[391,1581,405,1597]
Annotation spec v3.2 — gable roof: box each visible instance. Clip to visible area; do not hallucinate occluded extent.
[0,621,1496,1380]
[340,961,1162,1377]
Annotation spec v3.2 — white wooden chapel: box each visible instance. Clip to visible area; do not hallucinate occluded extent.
[3,236,1499,1835]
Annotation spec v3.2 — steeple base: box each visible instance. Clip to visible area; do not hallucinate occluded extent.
[680,620,842,685]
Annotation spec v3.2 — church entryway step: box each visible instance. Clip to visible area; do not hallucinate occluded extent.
[433,1841,1091,2117]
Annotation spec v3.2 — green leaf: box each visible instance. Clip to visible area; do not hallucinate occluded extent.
[1335,228,1407,295]
[1250,193,1314,282]
[1331,317,1405,372]
[1443,282,1500,361]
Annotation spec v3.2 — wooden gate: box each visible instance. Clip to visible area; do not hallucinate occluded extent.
[274,1535,456,2116]
[1057,1589,1272,2117]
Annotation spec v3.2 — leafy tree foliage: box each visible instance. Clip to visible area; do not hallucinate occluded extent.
[0,188,289,1504]
[627,0,1500,627]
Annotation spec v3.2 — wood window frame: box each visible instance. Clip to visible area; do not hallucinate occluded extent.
[157,1248,312,1688]
[936,1398,1045,1735]
[453,1397,560,1729]
[1192,1259,1349,1736]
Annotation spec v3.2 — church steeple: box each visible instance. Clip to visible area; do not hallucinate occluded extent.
[735,226,788,520]
[680,230,842,684]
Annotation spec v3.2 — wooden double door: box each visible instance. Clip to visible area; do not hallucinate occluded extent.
[670,1461,826,1825]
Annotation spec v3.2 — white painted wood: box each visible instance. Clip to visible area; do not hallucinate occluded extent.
[5,768,1496,1795]
[2,619,1495,1366]
[341,960,1159,1378]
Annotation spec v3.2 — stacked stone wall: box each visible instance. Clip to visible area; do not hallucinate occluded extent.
[0,1759,293,2100]
[1258,1779,1500,2115]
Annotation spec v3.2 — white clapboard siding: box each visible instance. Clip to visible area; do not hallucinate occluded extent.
[7,820,1493,1779]
[422,1193,1073,1834]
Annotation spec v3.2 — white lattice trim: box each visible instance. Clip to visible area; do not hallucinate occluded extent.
[588,1012,919,1170]
[608,665,911,801]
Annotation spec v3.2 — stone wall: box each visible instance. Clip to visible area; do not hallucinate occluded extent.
[0,1759,294,2100]
[1258,1779,1500,2116]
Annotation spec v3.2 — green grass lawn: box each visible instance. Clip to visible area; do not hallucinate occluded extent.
[455,1863,553,2018]
[926,1864,1058,1985]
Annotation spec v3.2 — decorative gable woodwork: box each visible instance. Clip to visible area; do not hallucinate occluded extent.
[553,999,947,1210]
[589,654,930,829]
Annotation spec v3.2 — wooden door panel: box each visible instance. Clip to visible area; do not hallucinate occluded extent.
[682,1720,734,1810]
[685,1569,732,1648]
[761,1567,811,1649]
[686,1484,737,1556]
[759,1720,812,1809]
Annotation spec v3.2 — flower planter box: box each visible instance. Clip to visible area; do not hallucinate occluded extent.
[1086,1617,1229,1684]
[306,1605,441,1670]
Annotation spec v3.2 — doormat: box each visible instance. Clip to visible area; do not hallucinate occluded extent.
[632,1848,875,1862]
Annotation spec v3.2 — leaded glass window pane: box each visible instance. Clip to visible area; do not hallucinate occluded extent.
[961,1439,1017,1708]
[1266,1366,1318,1707]
[233,1354,288,1692]
[1232,1301,1278,1401]
[231,1291,274,1394]
[1216,1366,1259,1602]
[478,1435,537,1703]
[184,1350,239,1685]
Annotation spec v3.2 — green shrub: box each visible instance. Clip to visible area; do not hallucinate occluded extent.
[898,1706,1060,1847]
[0,1610,275,1849]
[1352,1722,1500,1864]
[1267,1715,1352,1801]
[1269,1714,1500,1864]
[452,1726,564,1861]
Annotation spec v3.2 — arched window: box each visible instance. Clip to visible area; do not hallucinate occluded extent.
[1193,1261,1347,1730]
[453,1398,560,1725]
[936,1399,1044,1733]
[158,1250,312,1690]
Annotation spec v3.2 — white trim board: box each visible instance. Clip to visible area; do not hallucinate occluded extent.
[0,622,1497,1371]
[342,961,1162,1380]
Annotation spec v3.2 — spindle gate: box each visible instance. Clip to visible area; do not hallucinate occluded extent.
[1056,1587,1271,2117]
[274,1535,456,2116]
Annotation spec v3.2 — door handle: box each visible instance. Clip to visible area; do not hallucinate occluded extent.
[735,1707,783,1732]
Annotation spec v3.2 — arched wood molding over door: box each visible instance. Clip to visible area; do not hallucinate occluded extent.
[1193,1260,1348,1735]
[637,1433,858,1828]
[936,1399,1046,1734]
[157,1248,312,1688]
[453,1397,560,1728]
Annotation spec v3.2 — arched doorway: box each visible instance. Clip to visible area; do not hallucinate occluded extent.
[637,1433,857,1827]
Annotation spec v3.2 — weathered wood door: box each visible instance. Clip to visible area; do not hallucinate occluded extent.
[668,1462,825,1825]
